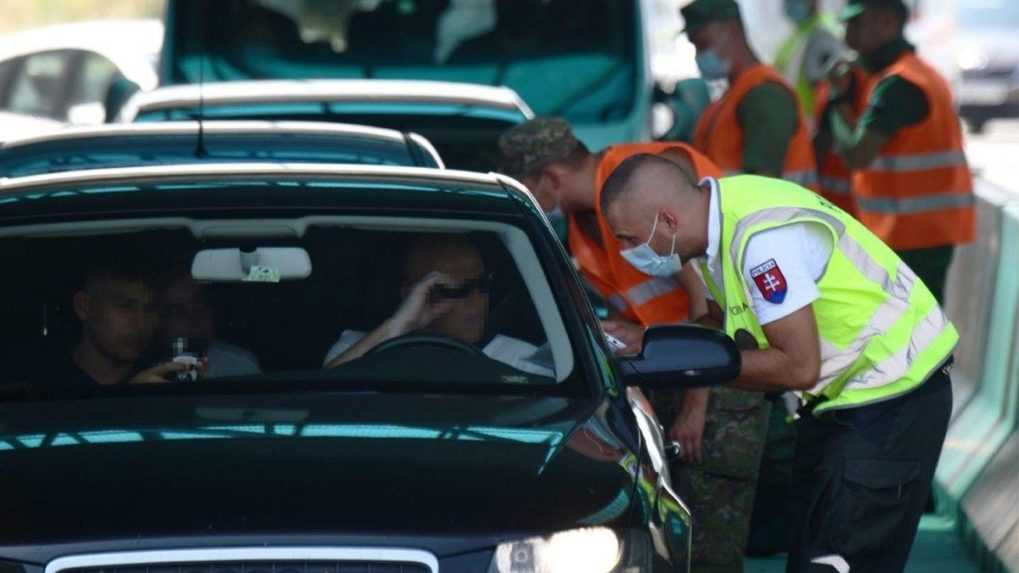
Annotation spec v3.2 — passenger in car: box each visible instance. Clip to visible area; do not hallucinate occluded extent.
[158,269,261,379]
[323,234,553,377]
[18,255,189,386]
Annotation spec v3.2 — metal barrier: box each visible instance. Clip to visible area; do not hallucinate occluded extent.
[936,185,1019,573]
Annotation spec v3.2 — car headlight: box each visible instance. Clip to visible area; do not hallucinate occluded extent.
[487,527,623,573]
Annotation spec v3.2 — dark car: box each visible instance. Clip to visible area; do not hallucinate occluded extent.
[0,121,443,178]
[0,164,739,573]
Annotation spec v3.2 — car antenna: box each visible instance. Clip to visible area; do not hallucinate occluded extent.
[194,19,209,158]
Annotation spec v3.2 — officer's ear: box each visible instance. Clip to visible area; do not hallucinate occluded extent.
[658,209,681,234]
[541,165,564,192]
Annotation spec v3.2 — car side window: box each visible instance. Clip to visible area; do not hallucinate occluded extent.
[69,51,119,109]
[6,50,74,119]
[0,59,15,105]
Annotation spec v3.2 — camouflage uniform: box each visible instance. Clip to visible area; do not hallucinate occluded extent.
[653,388,771,573]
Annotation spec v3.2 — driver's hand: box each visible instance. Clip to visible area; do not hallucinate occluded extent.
[387,272,456,337]
[129,361,189,384]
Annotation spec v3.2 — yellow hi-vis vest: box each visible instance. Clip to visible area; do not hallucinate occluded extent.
[698,176,957,414]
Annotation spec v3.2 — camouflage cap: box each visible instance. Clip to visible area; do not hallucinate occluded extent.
[498,117,582,180]
[681,0,742,36]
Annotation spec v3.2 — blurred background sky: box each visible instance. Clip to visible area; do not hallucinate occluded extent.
[0,0,165,34]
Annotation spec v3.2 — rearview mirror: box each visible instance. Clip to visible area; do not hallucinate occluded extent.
[192,247,312,282]
[618,325,739,389]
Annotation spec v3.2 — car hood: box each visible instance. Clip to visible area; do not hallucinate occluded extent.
[0,392,636,545]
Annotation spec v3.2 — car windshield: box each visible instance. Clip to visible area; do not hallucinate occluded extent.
[0,191,575,400]
[166,0,638,124]
[957,0,1019,28]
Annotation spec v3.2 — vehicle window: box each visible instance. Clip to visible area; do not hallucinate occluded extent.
[957,0,1019,28]
[0,220,571,395]
[6,51,73,119]
[0,59,14,103]
[68,52,120,110]
[170,0,637,123]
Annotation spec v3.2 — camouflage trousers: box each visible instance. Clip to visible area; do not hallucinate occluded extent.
[652,387,771,573]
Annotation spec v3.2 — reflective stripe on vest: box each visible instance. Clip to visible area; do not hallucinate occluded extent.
[867,150,968,172]
[607,276,683,312]
[856,192,975,215]
[717,176,957,412]
[819,175,851,196]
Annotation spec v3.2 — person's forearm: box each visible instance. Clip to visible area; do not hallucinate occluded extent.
[679,387,710,416]
[729,347,818,393]
[830,103,872,168]
[325,319,403,368]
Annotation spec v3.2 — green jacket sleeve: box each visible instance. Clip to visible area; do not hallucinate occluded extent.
[737,82,799,177]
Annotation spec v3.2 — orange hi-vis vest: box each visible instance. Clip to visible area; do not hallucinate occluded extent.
[693,64,819,191]
[853,52,975,250]
[569,142,722,327]
[816,66,870,216]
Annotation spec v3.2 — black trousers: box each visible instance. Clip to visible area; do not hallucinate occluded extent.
[786,365,953,573]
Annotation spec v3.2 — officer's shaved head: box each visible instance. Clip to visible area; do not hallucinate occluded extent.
[601,154,711,264]
[600,154,698,215]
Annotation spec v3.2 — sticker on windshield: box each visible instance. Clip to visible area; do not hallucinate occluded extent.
[244,266,282,283]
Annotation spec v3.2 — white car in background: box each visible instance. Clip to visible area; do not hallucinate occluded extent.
[0,19,162,141]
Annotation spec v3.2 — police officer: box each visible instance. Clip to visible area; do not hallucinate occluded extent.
[498,118,771,573]
[601,155,956,573]
[683,0,818,189]
[821,0,975,303]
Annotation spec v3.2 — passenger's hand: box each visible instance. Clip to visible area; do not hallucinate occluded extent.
[129,361,189,384]
[388,272,456,336]
[669,406,706,465]
[601,319,645,355]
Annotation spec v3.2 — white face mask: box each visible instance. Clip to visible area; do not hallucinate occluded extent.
[620,215,682,277]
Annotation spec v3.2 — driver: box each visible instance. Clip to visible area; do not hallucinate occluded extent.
[323,235,553,377]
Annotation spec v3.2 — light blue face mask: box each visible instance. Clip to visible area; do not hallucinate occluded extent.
[620,215,682,278]
[546,205,565,227]
[696,49,731,81]
[784,0,812,24]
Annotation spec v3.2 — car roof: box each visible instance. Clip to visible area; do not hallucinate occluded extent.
[0,19,162,91]
[120,79,535,122]
[0,121,446,177]
[0,163,539,220]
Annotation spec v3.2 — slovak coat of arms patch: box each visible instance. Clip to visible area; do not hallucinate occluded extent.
[749,259,788,304]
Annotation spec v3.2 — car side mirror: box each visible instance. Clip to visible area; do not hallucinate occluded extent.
[618,325,740,389]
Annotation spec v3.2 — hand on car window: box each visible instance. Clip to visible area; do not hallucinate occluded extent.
[388,272,456,337]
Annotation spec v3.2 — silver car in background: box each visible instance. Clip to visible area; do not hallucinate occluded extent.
[0,20,162,140]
